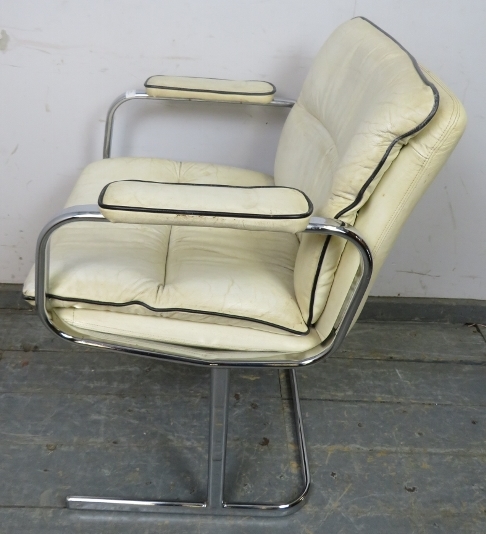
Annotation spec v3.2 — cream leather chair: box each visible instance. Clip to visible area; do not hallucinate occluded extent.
[23,17,466,516]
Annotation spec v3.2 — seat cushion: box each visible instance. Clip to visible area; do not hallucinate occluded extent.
[24,158,314,350]
[51,309,322,354]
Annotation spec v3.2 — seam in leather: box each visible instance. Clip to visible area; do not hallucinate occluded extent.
[61,316,297,352]
[177,161,183,182]
[162,224,173,293]
[47,294,310,336]
[409,77,459,160]
[373,89,460,258]
[306,236,331,325]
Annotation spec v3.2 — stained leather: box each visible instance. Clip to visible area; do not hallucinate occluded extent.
[99,180,312,233]
[145,76,275,103]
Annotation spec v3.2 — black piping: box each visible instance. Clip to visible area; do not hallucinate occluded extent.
[306,17,440,325]
[98,181,313,220]
[335,17,440,220]
[144,76,276,97]
[46,294,310,336]
[307,235,331,325]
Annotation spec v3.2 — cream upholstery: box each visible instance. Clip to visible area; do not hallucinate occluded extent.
[24,160,314,345]
[99,181,312,233]
[275,17,439,323]
[144,76,276,103]
[315,65,467,341]
[24,18,466,356]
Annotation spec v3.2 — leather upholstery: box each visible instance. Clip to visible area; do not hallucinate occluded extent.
[24,159,313,342]
[315,65,467,341]
[144,76,276,103]
[99,180,312,233]
[23,18,466,355]
[49,309,322,356]
[275,17,439,324]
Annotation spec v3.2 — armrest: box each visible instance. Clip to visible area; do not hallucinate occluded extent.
[98,181,313,233]
[144,75,276,103]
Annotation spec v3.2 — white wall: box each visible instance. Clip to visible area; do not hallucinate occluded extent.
[1,0,485,298]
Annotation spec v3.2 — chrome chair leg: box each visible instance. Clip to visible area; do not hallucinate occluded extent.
[207,368,230,511]
[66,368,310,516]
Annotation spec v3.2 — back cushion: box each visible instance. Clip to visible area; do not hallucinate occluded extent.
[274,17,438,324]
[316,66,467,341]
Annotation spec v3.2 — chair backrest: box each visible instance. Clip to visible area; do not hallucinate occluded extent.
[274,17,467,336]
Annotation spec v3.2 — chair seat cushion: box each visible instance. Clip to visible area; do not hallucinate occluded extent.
[24,158,314,349]
[51,308,321,354]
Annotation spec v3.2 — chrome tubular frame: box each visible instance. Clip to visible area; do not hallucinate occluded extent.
[103,89,296,159]
[34,208,371,516]
[67,367,310,516]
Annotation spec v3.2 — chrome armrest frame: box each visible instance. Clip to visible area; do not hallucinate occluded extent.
[35,208,372,368]
[35,205,109,344]
[103,89,296,158]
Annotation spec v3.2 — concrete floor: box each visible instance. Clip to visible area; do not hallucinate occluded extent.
[0,288,485,533]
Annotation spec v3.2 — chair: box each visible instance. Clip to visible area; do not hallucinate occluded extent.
[23,17,466,516]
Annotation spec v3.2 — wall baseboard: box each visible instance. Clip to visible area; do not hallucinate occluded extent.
[1,283,485,324]
[360,296,486,324]
[0,284,30,310]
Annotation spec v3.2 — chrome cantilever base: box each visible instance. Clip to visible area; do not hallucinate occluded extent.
[66,368,310,516]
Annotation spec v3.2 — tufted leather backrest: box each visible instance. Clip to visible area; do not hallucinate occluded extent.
[274,17,465,330]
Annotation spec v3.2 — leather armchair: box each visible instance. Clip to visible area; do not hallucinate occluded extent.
[23,17,466,516]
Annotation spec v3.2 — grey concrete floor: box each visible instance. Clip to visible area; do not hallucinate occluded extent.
[0,291,485,532]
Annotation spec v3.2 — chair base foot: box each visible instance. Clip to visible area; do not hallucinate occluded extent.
[66,496,306,517]
[66,497,206,514]
[66,370,310,517]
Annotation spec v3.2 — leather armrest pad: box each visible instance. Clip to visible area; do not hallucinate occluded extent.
[144,76,276,103]
[98,180,313,233]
